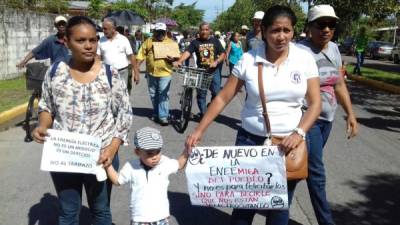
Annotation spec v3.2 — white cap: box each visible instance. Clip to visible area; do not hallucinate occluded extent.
[214,31,221,36]
[253,11,265,20]
[154,22,167,31]
[241,25,249,30]
[54,15,67,23]
[308,5,339,23]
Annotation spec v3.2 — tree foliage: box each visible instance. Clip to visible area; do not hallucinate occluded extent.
[303,0,400,37]
[212,0,306,35]
[88,0,107,19]
[4,0,68,13]
[171,2,204,30]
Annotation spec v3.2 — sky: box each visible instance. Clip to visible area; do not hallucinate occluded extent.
[173,0,236,22]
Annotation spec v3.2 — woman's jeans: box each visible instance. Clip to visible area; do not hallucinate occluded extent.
[306,119,335,225]
[355,51,364,75]
[146,74,172,120]
[231,127,298,225]
[51,154,119,225]
[196,67,221,115]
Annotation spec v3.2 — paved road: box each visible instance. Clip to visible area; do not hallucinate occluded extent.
[0,69,399,225]
[342,55,400,73]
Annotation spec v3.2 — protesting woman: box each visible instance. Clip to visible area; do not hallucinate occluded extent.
[225,32,244,73]
[185,5,321,225]
[32,16,132,225]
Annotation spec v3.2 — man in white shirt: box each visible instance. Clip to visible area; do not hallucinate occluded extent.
[97,18,140,91]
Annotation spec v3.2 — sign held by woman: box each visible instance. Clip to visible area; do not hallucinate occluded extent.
[186,146,288,209]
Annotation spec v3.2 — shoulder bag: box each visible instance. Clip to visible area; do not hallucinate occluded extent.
[257,63,308,180]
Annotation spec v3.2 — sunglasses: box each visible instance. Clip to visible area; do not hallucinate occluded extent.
[56,21,66,27]
[314,21,337,30]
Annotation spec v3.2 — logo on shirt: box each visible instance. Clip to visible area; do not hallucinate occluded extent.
[290,71,302,84]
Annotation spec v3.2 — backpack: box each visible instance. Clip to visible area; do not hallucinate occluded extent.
[49,61,113,88]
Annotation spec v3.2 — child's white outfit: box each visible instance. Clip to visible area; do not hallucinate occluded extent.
[118,155,179,224]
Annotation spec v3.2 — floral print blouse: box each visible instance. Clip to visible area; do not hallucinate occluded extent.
[39,62,132,148]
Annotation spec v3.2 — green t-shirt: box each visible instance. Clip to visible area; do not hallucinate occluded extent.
[355,36,368,53]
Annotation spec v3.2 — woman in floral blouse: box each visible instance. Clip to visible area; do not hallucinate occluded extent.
[32,16,132,225]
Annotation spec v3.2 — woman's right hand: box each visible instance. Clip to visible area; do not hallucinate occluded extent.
[32,126,49,144]
[185,129,203,153]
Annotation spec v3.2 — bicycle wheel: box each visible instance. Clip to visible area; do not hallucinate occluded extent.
[177,88,193,133]
[24,91,40,142]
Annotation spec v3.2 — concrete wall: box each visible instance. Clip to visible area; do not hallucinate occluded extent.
[0,7,56,80]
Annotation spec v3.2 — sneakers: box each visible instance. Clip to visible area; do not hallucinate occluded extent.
[158,118,169,126]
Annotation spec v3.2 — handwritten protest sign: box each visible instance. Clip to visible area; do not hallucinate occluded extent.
[186,146,288,209]
[40,129,101,174]
[153,42,180,59]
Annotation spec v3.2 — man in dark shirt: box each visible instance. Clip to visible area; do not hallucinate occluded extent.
[174,22,226,117]
[16,15,70,68]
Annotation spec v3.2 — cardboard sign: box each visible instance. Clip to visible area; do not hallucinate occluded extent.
[186,146,288,209]
[153,42,180,59]
[40,129,101,174]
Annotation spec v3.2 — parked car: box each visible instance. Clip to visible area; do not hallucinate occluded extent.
[392,44,400,64]
[366,41,394,60]
[338,37,354,55]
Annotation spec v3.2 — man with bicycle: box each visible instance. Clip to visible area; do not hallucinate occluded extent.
[16,15,70,68]
[173,22,226,119]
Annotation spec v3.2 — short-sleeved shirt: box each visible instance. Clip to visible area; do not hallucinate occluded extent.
[186,37,225,71]
[97,33,133,70]
[136,37,176,77]
[355,35,368,53]
[118,156,179,222]
[297,39,342,122]
[232,42,319,136]
[246,31,264,52]
[32,34,70,64]
[38,62,133,147]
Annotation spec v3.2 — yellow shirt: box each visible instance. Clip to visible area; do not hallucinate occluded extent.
[136,37,177,77]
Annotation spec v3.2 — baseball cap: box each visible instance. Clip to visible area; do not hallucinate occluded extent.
[54,15,67,24]
[154,22,167,31]
[134,127,163,150]
[308,5,339,23]
[253,11,265,20]
[214,31,221,36]
[241,25,249,30]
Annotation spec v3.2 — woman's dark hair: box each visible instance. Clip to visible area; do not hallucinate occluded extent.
[66,16,97,38]
[261,5,297,29]
[230,32,239,42]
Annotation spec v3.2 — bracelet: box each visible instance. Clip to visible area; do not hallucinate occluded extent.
[293,127,306,140]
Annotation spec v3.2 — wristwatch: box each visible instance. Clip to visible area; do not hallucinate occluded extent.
[293,127,306,140]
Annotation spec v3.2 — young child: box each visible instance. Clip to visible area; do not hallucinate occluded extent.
[106,127,189,225]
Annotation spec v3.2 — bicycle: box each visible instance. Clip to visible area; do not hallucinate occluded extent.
[173,66,213,133]
[23,62,47,142]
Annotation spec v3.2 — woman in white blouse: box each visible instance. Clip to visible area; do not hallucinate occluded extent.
[185,5,321,225]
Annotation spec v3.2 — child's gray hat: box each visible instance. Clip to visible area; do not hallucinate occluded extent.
[134,127,163,150]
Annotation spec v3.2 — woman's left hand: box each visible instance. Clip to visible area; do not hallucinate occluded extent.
[279,133,303,154]
[98,145,117,167]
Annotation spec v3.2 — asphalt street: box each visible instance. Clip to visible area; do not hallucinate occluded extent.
[0,66,399,225]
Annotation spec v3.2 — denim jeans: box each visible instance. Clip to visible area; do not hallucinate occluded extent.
[306,119,335,225]
[146,74,172,120]
[50,155,119,225]
[196,67,221,115]
[355,51,364,75]
[230,127,298,225]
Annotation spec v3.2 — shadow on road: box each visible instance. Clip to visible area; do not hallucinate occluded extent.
[28,193,91,225]
[169,192,308,225]
[331,173,400,225]
[356,117,400,132]
[169,191,231,225]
